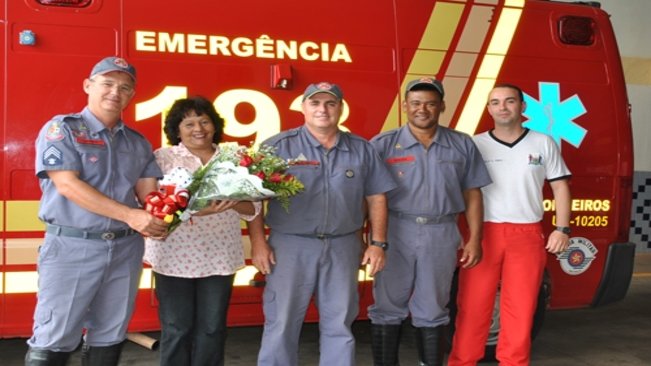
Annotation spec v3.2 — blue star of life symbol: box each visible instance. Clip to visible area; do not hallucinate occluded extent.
[522,82,587,148]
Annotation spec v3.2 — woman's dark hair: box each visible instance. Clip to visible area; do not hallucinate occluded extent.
[163,96,224,146]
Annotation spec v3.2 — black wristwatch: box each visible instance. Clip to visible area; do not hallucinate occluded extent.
[556,226,571,235]
[370,240,389,250]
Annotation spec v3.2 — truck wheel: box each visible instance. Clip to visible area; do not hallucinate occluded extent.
[447,272,549,362]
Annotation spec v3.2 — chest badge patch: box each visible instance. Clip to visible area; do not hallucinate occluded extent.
[528,153,543,165]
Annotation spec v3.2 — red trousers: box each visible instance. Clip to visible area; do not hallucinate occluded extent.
[448,222,546,366]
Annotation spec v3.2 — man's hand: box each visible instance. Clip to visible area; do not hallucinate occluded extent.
[361,246,385,276]
[546,230,569,253]
[459,238,482,269]
[126,208,169,238]
[252,240,276,275]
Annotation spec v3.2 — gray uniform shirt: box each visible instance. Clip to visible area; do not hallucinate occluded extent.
[35,107,162,232]
[371,124,491,216]
[263,126,397,236]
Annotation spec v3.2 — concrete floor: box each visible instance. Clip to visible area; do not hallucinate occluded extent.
[3,253,650,365]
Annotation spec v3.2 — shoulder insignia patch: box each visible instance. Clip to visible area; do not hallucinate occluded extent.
[45,122,64,141]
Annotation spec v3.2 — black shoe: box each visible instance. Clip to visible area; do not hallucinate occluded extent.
[415,326,444,366]
[25,348,71,366]
[371,323,402,366]
[81,342,124,366]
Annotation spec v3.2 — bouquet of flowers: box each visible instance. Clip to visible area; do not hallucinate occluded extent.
[145,143,304,234]
[188,142,304,211]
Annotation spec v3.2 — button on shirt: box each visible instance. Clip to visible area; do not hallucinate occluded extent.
[371,125,491,216]
[35,107,162,232]
[263,126,397,236]
[144,144,261,277]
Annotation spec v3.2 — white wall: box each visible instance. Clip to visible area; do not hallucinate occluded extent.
[594,0,651,172]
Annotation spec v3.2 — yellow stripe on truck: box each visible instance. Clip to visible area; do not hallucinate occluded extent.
[6,200,43,232]
[455,3,524,135]
[380,2,465,133]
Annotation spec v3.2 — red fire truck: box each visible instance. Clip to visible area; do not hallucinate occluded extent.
[0,0,635,356]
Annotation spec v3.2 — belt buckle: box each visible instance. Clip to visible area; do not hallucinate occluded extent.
[101,232,116,240]
[415,216,428,225]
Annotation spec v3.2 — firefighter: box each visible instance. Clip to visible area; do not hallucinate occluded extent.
[368,78,491,366]
[448,84,571,366]
[248,82,396,366]
[27,57,167,366]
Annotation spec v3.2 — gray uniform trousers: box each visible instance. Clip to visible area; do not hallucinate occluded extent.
[257,231,362,366]
[369,217,460,328]
[27,234,144,351]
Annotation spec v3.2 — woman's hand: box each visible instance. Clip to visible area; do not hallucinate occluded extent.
[192,200,239,216]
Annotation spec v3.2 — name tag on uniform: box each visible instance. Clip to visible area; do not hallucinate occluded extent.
[292,160,320,166]
[75,137,106,146]
[386,155,415,164]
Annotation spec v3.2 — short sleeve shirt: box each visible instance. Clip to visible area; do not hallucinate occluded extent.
[473,129,571,223]
[144,144,261,277]
[35,107,162,231]
[371,124,491,216]
[263,126,397,236]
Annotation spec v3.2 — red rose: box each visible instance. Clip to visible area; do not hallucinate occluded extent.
[269,172,284,183]
[240,154,254,167]
[254,171,266,180]
[283,174,294,182]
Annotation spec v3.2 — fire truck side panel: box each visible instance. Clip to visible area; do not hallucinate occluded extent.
[474,1,634,308]
[0,0,634,338]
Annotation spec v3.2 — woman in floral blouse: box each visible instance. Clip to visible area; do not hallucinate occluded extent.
[144,96,261,366]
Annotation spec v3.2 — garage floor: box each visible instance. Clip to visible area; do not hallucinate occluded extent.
[2,253,650,365]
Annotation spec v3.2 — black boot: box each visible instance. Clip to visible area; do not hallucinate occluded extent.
[24,348,70,366]
[415,326,443,366]
[371,323,402,366]
[81,342,124,366]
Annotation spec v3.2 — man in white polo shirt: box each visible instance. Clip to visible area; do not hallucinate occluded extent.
[449,83,572,366]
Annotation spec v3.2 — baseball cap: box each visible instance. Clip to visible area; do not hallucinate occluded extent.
[405,77,444,98]
[302,82,343,101]
[89,56,137,82]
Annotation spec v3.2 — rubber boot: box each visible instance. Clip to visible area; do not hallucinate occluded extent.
[24,348,71,366]
[371,323,402,366]
[415,326,444,366]
[80,342,124,366]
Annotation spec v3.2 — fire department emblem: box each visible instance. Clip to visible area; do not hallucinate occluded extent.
[45,122,64,141]
[316,82,333,90]
[114,57,129,68]
[556,236,598,276]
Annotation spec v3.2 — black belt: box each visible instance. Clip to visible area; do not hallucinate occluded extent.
[295,232,354,240]
[46,224,138,241]
[389,211,456,225]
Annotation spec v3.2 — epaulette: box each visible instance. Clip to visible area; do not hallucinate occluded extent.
[53,113,83,124]
[371,128,400,142]
[263,127,301,145]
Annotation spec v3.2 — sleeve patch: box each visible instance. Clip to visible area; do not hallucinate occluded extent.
[43,145,63,166]
[45,122,64,141]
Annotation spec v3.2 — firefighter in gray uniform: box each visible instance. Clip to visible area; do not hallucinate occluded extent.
[249,82,397,366]
[368,78,492,366]
[26,57,168,366]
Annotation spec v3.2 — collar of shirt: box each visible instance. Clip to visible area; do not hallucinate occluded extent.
[81,106,126,136]
[176,142,219,160]
[299,125,351,152]
[399,124,454,150]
